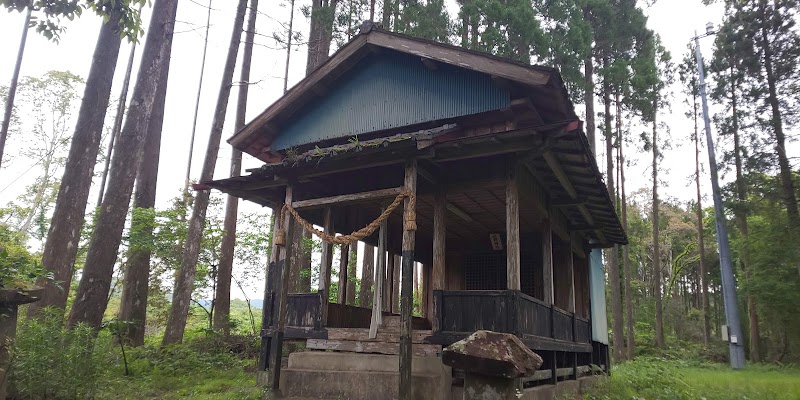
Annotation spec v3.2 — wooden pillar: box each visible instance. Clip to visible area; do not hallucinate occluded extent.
[392,254,401,313]
[318,207,334,327]
[506,167,521,290]
[567,236,576,313]
[432,191,446,331]
[337,244,349,305]
[370,217,388,338]
[421,263,431,318]
[258,209,281,372]
[383,250,391,312]
[399,159,417,400]
[542,217,554,305]
[269,185,294,391]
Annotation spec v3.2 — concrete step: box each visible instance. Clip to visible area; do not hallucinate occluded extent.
[279,368,446,400]
[287,351,448,374]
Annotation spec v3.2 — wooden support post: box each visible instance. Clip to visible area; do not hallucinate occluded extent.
[506,167,521,290]
[550,351,558,385]
[318,207,334,327]
[337,244,349,305]
[567,237,576,314]
[432,191,446,332]
[392,254,401,313]
[400,159,417,400]
[542,217,554,305]
[269,185,294,392]
[422,264,431,318]
[383,250,391,312]
[370,216,388,338]
[259,209,281,371]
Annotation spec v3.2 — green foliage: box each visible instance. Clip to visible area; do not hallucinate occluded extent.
[0,223,49,289]
[9,309,112,399]
[587,358,800,400]
[0,0,146,42]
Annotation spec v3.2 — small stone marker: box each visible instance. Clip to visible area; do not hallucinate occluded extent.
[442,330,543,400]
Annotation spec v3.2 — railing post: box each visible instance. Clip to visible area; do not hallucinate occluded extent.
[433,290,443,333]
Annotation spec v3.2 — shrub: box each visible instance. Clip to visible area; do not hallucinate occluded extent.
[9,310,111,399]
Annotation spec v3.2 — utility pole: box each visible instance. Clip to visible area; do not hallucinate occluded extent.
[693,23,746,369]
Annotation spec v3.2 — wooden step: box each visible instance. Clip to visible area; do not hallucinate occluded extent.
[327,328,432,343]
[307,338,441,357]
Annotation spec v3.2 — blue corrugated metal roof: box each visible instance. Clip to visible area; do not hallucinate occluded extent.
[272,51,511,150]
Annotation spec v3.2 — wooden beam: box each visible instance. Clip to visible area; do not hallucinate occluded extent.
[370,216,388,339]
[318,208,334,327]
[306,338,440,357]
[400,159,417,400]
[258,206,282,371]
[506,167,521,290]
[368,31,551,86]
[542,217,554,305]
[392,254,401,313]
[337,244,350,305]
[432,192,446,332]
[568,236,576,313]
[446,202,473,222]
[269,185,294,390]
[292,187,402,209]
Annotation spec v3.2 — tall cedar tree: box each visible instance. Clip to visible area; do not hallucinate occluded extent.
[117,40,170,345]
[162,0,248,345]
[27,3,134,317]
[215,0,259,335]
[679,52,711,345]
[710,20,763,360]
[68,0,180,329]
[306,0,341,75]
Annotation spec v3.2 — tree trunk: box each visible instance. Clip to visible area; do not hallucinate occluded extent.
[337,244,350,304]
[98,40,137,208]
[359,243,375,307]
[382,0,391,27]
[306,0,340,75]
[184,0,213,192]
[759,7,800,277]
[583,7,595,155]
[162,0,247,345]
[67,0,179,329]
[619,91,634,360]
[282,0,295,94]
[117,49,169,345]
[727,67,760,361]
[214,0,258,335]
[693,83,711,346]
[0,8,31,169]
[603,59,624,361]
[27,8,125,318]
[652,97,665,348]
[347,244,358,305]
[288,226,311,293]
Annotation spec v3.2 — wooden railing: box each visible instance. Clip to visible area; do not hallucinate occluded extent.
[434,290,592,345]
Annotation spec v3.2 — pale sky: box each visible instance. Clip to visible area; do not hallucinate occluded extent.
[0,0,770,300]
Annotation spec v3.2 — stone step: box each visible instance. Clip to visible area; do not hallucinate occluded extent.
[326,327,432,343]
[279,368,447,400]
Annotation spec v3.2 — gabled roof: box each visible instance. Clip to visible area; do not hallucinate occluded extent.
[229,22,577,162]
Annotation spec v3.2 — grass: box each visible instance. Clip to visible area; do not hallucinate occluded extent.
[588,358,800,400]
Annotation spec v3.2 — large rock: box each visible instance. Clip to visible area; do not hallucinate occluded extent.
[442,330,543,379]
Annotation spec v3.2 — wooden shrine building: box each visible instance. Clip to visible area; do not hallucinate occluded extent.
[203,22,623,399]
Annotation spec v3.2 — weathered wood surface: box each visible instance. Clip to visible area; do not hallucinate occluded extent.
[292,187,403,209]
[306,339,440,357]
[326,328,431,343]
[432,192,446,332]
[552,307,573,342]
[400,159,417,400]
[567,236,576,313]
[506,167,520,290]
[337,244,349,305]
[318,207,333,327]
[542,217,554,305]
[442,330,543,378]
[269,184,294,388]
[370,218,387,338]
